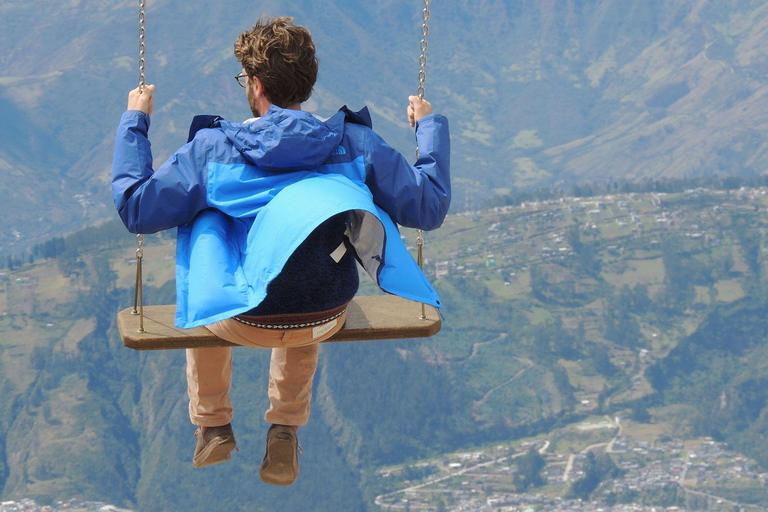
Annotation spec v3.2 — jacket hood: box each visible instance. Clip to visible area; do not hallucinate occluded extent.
[218,105,346,172]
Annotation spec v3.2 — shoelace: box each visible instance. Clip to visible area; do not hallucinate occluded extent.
[271,431,303,454]
[194,427,240,452]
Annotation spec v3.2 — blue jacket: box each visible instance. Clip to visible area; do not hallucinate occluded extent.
[112,105,450,328]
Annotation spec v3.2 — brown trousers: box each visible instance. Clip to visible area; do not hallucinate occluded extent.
[186,310,346,427]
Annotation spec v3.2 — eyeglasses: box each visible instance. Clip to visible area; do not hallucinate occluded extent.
[235,73,250,88]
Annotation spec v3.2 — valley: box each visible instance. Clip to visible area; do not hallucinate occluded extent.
[3,186,768,509]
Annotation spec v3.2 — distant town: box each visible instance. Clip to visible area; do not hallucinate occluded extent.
[374,416,768,511]
[420,186,768,285]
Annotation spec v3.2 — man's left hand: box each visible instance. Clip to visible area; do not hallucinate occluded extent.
[127,84,155,116]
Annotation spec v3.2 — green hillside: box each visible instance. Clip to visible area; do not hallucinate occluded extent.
[2,186,768,509]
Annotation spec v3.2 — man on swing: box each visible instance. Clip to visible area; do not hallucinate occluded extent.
[112,16,450,485]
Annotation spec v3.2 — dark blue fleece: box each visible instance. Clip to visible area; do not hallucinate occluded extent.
[244,212,359,315]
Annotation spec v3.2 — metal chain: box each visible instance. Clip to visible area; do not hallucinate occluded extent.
[139,0,146,91]
[416,0,431,320]
[131,234,145,332]
[417,0,431,100]
[132,1,147,333]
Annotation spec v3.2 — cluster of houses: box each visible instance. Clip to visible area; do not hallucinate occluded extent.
[427,186,768,283]
[375,433,767,512]
[0,499,130,512]
[606,437,767,496]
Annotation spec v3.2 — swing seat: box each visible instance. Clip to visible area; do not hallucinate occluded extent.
[117,295,440,350]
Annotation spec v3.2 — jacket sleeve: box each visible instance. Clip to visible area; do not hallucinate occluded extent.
[364,114,451,230]
[112,110,209,234]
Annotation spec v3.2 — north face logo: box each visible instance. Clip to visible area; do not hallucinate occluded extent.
[331,145,347,156]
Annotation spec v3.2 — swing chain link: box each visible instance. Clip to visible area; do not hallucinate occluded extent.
[416,226,426,320]
[132,234,145,332]
[417,0,431,100]
[416,231,424,253]
[139,0,146,91]
[136,233,145,260]
[416,0,431,320]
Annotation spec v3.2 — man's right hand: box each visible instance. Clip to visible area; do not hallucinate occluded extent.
[127,84,155,116]
[408,95,432,127]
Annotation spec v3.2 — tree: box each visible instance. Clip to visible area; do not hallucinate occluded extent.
[30,347,47,371]
[630,401,651,423]
[603,301,643,349]
[513,447,546,492]
[567,452,622,499]
[531,316,582,360]
[588,344,618,378]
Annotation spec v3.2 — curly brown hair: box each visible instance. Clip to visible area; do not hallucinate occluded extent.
[234,16,318,108]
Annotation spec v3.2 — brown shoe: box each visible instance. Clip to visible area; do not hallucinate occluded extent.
[193,424,237,468]
[259,424,301,485]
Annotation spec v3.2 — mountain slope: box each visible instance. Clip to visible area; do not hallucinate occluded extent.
[6,1,768,254]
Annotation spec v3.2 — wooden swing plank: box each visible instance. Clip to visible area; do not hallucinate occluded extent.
[117,295,441,350]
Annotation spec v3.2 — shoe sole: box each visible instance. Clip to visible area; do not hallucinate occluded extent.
[260,439,299,486]
[193,437,236,468]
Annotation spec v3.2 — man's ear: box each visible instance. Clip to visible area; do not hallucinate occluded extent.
[251,76,265,98]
